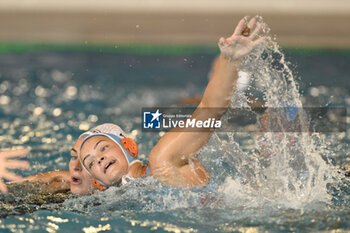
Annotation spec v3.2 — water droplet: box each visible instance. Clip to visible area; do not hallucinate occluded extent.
[66,135,72,141]
[79,122,90,131]
[22,126,30,132]
[65,86,77,97]
[131,129,138,136]
[310,87,319,97]
[33,107,43,116]
[78,112,86,120]
[52,70,69,82]
[35,86,47,97]
[20,135,29,143]
[0,81,9,93]
[88,114,98,122]
[0,95,10,105]
[52,108,62,117]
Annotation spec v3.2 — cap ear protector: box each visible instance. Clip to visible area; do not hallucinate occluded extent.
[121,137,138,158]
[80,133,139,191]
[91,178,109,191]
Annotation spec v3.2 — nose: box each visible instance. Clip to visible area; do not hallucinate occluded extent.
[98,156,105,165]
[73,159,82,171]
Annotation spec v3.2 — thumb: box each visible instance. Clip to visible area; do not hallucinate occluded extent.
[218,37,226,47]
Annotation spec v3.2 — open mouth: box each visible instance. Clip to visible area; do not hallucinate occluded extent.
[71,176,81,185]
[104,160,116,174]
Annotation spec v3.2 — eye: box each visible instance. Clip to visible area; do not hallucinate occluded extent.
[89,161,95,169]
[101,145,109,152]
[71,155,77,160]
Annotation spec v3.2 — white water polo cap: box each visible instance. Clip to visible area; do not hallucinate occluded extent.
[79,123,139,190]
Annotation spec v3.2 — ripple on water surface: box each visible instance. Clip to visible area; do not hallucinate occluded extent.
[0,17,349,232]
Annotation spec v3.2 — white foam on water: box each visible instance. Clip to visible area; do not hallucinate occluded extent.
[211,16,341,209]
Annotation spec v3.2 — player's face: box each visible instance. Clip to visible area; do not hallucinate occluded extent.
[69,138,95,194]
[80,136,129,186]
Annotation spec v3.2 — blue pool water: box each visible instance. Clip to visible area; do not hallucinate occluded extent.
[0,42,349,232]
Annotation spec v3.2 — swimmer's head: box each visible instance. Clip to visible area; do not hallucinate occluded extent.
[79,123,139,189]
[69,137,95,194]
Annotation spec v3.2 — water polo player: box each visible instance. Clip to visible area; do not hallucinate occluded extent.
[11,135,95,194]
[79,17,265,190]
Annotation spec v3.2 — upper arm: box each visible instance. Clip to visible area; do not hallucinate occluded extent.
[148,105,217,186]
[149,156,210,187]
[149,105,217,168]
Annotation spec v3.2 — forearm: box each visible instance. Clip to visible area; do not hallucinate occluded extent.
[150,56,239,167]
[200,55,239,112]
[9,170,70,184]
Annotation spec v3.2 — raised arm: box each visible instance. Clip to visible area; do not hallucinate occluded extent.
[149,17,264,187]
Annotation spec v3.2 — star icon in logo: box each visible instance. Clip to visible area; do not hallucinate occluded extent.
[150,109,162,122]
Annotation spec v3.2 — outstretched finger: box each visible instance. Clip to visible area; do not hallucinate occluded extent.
[5,160,30,169]
[233,19,246,36]
[249,23,262,39]
[0,149,28,158]
[247,17,256,30]
[3,171,23,182]
[0,180,8,193]
[252,37,265,46]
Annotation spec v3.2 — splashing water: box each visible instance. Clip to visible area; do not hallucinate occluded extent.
[0,17,349,232]
[207,16,342,210]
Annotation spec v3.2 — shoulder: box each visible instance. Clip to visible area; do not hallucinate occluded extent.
[129,161,148,178]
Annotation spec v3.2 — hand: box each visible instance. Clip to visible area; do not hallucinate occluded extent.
[218,17,264,61]
[0,149,29,193]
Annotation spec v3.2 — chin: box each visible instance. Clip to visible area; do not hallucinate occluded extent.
[103,169,123,185]
[71,186,90,194]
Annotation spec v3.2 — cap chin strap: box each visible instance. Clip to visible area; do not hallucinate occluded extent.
[91,177,110,191]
